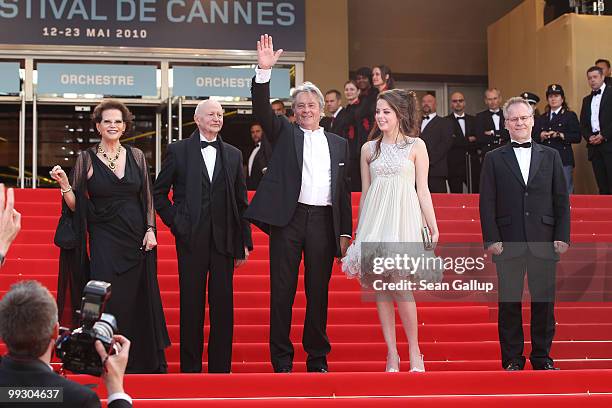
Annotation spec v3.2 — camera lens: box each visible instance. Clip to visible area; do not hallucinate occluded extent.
[93,313,118,340]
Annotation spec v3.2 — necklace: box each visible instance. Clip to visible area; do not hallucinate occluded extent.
[98,144,122,172]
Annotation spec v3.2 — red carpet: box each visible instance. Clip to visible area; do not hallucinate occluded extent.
[3,190,612,406]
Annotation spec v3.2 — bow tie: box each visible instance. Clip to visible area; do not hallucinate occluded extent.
[456,116,465,121]
[423,115,430,121]
[511,141,532,148]
[491,111,500,116]
[201,140,219,149]
[592,89,602,96]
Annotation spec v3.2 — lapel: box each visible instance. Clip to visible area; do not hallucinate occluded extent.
[526,142,543,186]
[211,144,223,186]
[422,115,437,133]
[187,131,204,223]
[294,124,304,172]
[453,115,466,137]
[325,131,338,204]
[600,85,611,123]
[501,144,526,188]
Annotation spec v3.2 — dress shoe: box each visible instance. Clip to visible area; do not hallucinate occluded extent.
[534,362,559,370]
[276,367,292,373]
[307,367,328,373]
[409,354,425,373]
[504,362,523,371]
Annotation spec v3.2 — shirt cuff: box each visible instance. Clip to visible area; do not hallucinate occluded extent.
[255,67,272,83]
[340,234,352,239]
[107,392,132,405]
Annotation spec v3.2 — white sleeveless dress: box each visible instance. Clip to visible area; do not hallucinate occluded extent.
[341,138,427,287]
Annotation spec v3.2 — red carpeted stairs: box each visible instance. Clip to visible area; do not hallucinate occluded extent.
[4,190,612,406]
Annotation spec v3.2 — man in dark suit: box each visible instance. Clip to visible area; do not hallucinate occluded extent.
[447,92,478,193]
[475,88,510,157]
[0,281,131,407]
[479,97,570,371]
[579,65,612,194]
[320,89,350,136]
[420,93,454,193]
[245,35,352,373]
[154,99,253,373]
[246,122,272,190]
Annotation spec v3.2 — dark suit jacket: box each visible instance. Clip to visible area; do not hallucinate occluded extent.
[447,113,477,171]
[535,108,581,166]
[153,132,253,257]
[245,78,352,257]
[479,143,570,262]
[475,109,510,155]
[0,356,130,408]
[579,85,612,160]
[247,138,273,190]
[320,107,351,137]
[420,115,454,178]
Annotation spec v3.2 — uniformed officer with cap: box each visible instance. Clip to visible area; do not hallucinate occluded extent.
[536,84,581,192]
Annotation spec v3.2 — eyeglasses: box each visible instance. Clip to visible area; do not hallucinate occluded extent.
[506,115,533,124]
[101,120,124,126]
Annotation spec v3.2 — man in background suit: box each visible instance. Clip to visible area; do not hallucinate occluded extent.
[245,35,352,373]
[154,99,253,373]
[0,281,132,407]
[420,93,454,193]
[580,65,612,194]
[447,92,478,193]
[320,89,350,136]
[475,88,510,157]
[247,122,272,190]
[595,59,611,85]
[480,97,570,371]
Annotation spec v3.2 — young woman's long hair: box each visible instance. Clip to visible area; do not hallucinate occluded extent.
[368,89,421,162]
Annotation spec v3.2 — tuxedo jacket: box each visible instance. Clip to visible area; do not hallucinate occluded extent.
[153,132,253,257]
[479,143,570,262]
[245,78,352,257]
[475,109,510,154]
[0,356,131,408]
[535,108,581,166]
[247,138,273,190]
[320,108,351,137]
[420,115,454,178]
[579,85,612,159]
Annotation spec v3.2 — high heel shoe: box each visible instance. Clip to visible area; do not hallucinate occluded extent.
[409,354,425,372]
[385,353,400,372]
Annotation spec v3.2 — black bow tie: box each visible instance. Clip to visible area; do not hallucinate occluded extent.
[592,89,602,96]
[201,140,219,149]
[511,141,532,148]
[423,115,430,121]
[456,116,465,121]
[491,111,500,116]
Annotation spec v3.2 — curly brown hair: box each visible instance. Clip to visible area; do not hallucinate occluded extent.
[92,99,134,133]
[368,89,421,162]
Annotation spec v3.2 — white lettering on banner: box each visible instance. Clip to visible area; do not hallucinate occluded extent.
[59,74,135,86]
[195,76,252,89]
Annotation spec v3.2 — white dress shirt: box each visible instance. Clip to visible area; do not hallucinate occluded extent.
[298,126,332,205]
[248,142,261,177]
[454,113,466,136]
[490,109,501,130]
[421,112,437,132]
[511,138,532,184]
[591,82,606,133]
[200,134,217,181]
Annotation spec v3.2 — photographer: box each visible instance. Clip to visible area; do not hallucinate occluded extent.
[0,281,132,407]
[0,184,21,269]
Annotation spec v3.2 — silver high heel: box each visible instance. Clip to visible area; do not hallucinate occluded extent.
[409,354,425,372]
[385,353,400,372]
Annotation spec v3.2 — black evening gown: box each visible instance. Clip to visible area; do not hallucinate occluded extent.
[86,148,169,373]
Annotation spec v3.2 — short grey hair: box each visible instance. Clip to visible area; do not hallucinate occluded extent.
[503,96,534,118]
[291,82,325,111]
[0,281,57,358]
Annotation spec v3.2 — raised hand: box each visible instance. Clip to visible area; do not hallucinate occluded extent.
[257,34,283,70]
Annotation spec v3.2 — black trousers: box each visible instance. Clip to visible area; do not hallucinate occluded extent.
[428,176,448,193]
[591,149,612,194]
[496,253,556,369]
[176,219,234,373]
[269,203,336,372]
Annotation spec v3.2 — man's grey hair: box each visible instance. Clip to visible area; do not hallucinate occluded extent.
[292,82,325,111]
[503,96,534,118]
[0,281,58,358]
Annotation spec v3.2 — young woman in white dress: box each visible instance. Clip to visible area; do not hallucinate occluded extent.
[342,89,440,372]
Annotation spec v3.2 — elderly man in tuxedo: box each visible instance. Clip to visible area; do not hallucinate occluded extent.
[479,97,570,371]
[245,35,352,373]
[154,99,252,373]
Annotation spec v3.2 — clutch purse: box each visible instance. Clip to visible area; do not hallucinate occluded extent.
[54,207,77,249]
[422,225,433,250]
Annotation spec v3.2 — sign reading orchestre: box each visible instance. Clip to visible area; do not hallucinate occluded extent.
[0,0,305,51]
[37,63,157,96]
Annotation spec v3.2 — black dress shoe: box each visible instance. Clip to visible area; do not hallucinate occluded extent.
[504,362,523,371]
[534,362,559,370]
[307,367,328,373]
[276,367,292,373]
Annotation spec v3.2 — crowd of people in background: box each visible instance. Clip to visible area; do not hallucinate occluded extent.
[246,58,612,196]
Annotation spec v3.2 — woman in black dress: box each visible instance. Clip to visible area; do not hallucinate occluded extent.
[50,100,170,373]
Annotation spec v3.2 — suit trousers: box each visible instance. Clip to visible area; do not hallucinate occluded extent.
[176,218,234,373]
[496,252,556,369]
[269,203,336,372]
[591,149,612,194]
[428,176,448,193]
